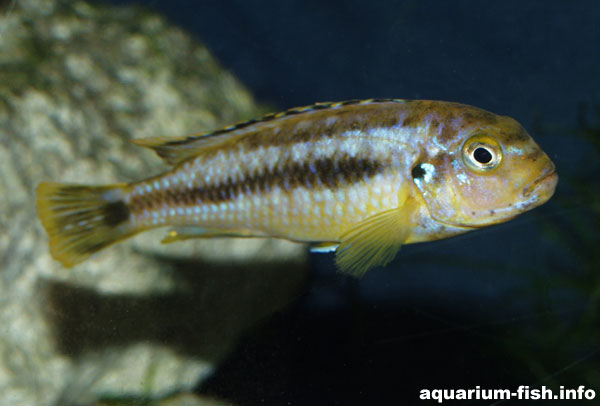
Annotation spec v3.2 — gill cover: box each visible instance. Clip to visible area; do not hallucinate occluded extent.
[411,133,508,227]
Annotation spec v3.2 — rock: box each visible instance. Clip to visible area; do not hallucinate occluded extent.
[0,0,308,404]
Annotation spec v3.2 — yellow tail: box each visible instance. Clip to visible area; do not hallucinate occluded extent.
[36,182,137,267]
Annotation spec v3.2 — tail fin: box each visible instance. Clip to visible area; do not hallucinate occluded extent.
[36,182,137,267]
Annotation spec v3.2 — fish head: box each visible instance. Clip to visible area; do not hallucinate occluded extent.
[412,108,558,229]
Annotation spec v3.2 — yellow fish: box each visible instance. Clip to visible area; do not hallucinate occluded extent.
[37,99,558,276]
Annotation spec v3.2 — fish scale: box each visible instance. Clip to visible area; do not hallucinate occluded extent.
[127,131,404,241]
[37,99,558,275]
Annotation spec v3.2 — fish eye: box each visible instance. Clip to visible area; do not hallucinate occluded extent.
[462,134,502,172]
[473,147,492,164]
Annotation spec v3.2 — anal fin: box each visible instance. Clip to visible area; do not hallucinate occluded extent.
[310,242,339,253]
[161,227,265,244]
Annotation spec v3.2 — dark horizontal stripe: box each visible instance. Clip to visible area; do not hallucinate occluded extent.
[161,98,407,147]
[131,155,386,212]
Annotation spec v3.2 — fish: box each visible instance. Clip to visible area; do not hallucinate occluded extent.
[36,99,558,276]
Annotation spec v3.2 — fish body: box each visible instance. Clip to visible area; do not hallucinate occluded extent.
[37,99,558,275]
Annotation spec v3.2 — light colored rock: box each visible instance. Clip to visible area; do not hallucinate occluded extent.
[0,0,308,405]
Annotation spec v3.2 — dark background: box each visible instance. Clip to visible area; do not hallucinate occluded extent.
[102,1,600,404]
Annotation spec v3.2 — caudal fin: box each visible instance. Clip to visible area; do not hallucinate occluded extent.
[36,182,137,267]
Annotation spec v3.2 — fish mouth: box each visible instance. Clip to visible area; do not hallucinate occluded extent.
[522,166,558,199]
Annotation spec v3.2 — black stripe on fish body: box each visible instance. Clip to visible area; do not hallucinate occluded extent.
[51,195,130,232]
[158,99,408,148]
[130,156,387,212]
[103,201,131,226]
[247,109,405,151]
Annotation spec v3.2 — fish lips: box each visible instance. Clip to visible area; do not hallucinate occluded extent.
[522,167,558,200]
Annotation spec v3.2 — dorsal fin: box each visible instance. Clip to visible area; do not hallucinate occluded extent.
[130,132,242,166]
[131,98,408,165]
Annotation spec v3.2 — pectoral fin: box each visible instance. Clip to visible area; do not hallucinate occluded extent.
[335,198,417,277]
